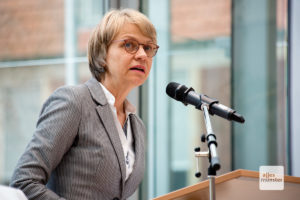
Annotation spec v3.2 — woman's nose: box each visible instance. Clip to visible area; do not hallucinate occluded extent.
[135,45,148,59]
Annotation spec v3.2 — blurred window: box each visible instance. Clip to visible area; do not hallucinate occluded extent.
[143,0,289,199]
[0,0,105,185]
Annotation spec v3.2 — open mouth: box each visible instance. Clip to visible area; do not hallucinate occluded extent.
[130,66,145,73]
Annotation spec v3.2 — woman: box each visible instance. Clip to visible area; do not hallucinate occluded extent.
[10,8,158,200]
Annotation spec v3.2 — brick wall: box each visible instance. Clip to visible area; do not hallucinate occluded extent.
[0,0,286,60]
[171,0,231,42]
[0,0,64,61]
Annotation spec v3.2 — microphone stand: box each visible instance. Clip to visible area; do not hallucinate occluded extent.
[194,104,221,200]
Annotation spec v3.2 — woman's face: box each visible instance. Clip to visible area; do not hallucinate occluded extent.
[103,23,154,90]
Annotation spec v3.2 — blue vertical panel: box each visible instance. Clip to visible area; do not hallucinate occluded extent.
[290,0,300,177]
[148,0,170,198]
[232,0,277,170]
[65,0,77,85]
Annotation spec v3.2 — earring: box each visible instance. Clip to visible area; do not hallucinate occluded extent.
[99,66,105,73]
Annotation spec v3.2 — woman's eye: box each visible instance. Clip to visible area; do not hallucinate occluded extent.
[124,42,133,48]
[143,45,152,51]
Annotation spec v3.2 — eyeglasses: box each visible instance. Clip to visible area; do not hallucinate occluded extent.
[112,39,159,58]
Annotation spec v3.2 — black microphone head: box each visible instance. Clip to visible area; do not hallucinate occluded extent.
[166,82,179,98]
[166,82,188,101]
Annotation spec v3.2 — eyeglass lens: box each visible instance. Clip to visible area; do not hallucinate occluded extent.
[124,40,158,57]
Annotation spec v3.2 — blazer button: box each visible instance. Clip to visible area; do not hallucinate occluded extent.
[113,198,119,200]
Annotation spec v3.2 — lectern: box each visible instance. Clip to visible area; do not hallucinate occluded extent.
[153,169,300,200]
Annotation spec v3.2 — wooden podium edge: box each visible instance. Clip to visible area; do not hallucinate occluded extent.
[153,169,300,200]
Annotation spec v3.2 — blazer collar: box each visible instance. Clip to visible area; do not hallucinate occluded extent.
[84,77,107,106]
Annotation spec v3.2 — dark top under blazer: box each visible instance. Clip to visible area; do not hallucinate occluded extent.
[10,78,146,200]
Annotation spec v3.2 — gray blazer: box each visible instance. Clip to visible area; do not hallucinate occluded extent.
[10,78,146,200]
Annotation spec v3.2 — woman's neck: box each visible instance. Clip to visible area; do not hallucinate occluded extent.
[101,80,132,115]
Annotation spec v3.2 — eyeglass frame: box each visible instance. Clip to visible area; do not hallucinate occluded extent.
[111,38,159,58]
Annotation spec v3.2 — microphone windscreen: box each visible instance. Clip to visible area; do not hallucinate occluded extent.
[166,82,188,101]
[166,82,179,98]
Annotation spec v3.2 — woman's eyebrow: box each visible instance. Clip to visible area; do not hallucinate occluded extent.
[119,35,153,43]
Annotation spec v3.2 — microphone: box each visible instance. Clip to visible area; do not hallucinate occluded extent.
[166,82,245,123]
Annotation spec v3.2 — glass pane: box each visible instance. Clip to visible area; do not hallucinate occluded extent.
[76,0,105,56]
[0,0,105,186]
[276,0,288,170]
[78,62,94,83]
[232,0,288,171]
[145,1,232,197]
[0,65,65,184]
[169,0,232,191]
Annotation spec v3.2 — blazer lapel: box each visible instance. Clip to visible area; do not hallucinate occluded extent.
[129,114,144,172]
[96,106,127,183]
[85,78,127,184]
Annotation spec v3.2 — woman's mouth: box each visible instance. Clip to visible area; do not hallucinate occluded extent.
[130,65,145,73]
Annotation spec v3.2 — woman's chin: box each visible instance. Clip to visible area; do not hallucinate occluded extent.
[130,79,146,87]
